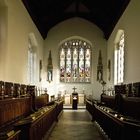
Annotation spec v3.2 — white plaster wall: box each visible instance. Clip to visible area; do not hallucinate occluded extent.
[44,17,107,100]
[0,2,7,80]
[0,0,44,85]
[107,0,140,86]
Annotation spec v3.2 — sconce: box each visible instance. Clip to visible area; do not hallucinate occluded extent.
[47,50,53,83]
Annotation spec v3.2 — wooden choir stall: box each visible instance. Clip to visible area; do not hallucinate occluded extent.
[86,83,140,140]
[0,81,63,140]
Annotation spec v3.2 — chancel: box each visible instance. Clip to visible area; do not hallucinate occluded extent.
[0,0,140,140]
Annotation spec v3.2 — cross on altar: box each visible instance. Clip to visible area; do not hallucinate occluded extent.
[73,87,77,93]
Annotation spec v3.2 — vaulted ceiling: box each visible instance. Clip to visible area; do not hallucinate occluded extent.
[22,0,130,40]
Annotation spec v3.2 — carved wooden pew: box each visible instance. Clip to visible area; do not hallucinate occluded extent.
[0,97,32,140]
[14,104,56,140]
[20,84,27,97]
[13,83,21,98]
[100,83,140,119]
[0,81,4,99]
[55,100,64,121]
[86,82,140,140]
[101,94,115,108]
[0,81,33,140]
[94,104,140,140]
[4,82,14,98]
[0,81,64,140]
[14,99,64,140]
[86,99,94,119]
[122,97,140,119]
[35,94,49,109]
[86,100,140,140]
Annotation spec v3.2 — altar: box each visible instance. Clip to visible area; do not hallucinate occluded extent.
[78,93,85,105]
[63,87,86,107]
[64,94,71,105]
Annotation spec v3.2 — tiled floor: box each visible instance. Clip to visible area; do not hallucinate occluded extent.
[46,109,105,140]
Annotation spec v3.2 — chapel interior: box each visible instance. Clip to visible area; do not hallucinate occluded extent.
[0,0,140,140]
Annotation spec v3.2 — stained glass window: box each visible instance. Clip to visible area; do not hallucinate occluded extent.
[72,47,78,82]
[59,39,91,83]
[66,48,72,82]
[60,48,65,82]
[85,48,91,82]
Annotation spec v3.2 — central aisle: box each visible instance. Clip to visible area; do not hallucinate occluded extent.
[47,109,104,140]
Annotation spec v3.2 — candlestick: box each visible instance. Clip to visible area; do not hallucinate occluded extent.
[18,86,21,97]
[11,86,14,97]
[1,85,4,99]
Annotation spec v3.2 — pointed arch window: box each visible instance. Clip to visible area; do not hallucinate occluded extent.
[114,31,124,85]
[28,34,37,85]
[60,39,91,83]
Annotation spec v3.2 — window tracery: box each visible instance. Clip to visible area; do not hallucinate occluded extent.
[60,39,91,83]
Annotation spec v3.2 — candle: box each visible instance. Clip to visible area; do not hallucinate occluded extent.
[120,117,124,120]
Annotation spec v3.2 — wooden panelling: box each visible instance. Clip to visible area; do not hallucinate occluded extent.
[35,94,49,109]
[4,82,13,98]
[0,97,32,128]
[101,94,115,108]
[30,106,56,140]
[123,97,140,119]
[114,84,126,95]
[0,81,4,99]
[13,83,20,98]
[55,100,63,120]
[133,82,140,97]
[15,101,63,140]
[7,130,21,140]
[0,80,64,140]
[86,101,140,140]
[20,84,27,96]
